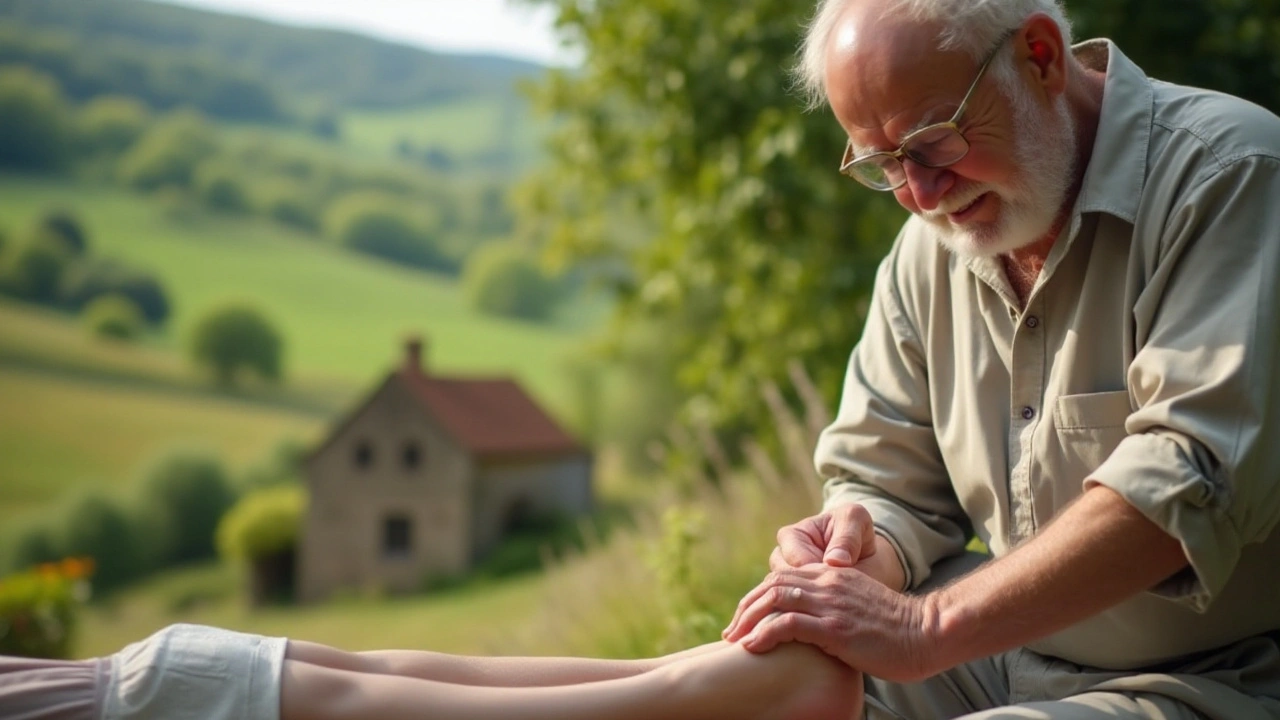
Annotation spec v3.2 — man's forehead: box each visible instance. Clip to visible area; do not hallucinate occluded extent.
[824,12,973,152]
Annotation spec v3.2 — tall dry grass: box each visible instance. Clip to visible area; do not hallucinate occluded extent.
[506,361,832,659]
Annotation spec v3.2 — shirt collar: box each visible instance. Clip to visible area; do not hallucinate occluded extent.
[1071,39,1154,225]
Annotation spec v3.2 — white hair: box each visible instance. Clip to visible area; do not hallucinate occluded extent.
[795,0,1074,109]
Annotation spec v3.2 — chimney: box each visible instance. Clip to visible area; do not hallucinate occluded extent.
[404,336,426,374]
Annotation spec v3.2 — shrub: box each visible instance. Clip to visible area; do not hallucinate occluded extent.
[215,485,306,564]
[254,180,318,232]
[55,491,144,592]
[1,233,70,305]
[37,211,89,256]
[194,161,249,214]
[136,450,238,567]
[83,293,145,342]
[325,192,449,272]
[59,257,171,325]
[0,66,70,172]
[76,96,151,157]
[2,522,60,576]
[463,243,560,321]
[117,109,219,191]
[188,303,285,386]
[0,558,93,659]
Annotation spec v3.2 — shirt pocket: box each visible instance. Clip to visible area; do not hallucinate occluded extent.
[1053,390,1132,476]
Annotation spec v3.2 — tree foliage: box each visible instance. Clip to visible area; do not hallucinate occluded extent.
[117,109,220,191]
[59,257,170,325]
[76,95,151,157]
[522,0,1280,447]
[188,303,285,386]
[0,65,70,171]
[464,242,561,322]
[324,192,450,272]
[215,485,305,564]
[522,0,903,440]
[136,450,238,567]
[82,293,146,342]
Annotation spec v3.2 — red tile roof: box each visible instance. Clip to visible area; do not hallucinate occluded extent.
[397,367,583,457]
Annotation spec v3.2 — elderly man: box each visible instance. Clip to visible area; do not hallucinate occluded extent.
[723,0,1280,718]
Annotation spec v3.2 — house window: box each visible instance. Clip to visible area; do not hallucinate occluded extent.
[354,441,373,469]
[402,441,421,470]
[383,515,412,558]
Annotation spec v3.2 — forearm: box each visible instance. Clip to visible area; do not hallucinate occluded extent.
[924,485,1187,671]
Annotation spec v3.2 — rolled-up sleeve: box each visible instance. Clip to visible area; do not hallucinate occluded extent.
[815,245,969,591]
[1086,155,1280,612]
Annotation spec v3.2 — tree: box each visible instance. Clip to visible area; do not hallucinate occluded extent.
[76,95,151,157]
[324,192,450,272]
[58,257,171,325]
[193,161,249,214]
[56,490,144,592]
[521,0,903,443]
[82,293,146,342]
[188,303,285,386]
[136,450,238,566]
[2,233,71,305]
[0,66,70,172]
[521,0,1280,450]
[464,242,561,322]
[38,210,90,256]
[117,109,219,191]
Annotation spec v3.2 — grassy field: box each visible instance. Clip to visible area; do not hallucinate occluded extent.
[0,365,323,528]
[342,94,545,169]
[0,176,590,417]
[76,562,552,658]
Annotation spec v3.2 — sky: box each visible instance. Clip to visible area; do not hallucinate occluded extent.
[153,0,574,66]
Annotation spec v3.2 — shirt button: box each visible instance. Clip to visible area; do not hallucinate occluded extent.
[1021,406,1036,420]
[1025,316,1040,329]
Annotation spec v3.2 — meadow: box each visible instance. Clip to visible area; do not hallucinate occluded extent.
[341,93,546,170]
[0,174,592,416]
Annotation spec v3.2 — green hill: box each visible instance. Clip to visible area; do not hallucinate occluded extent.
[0,0,543,113]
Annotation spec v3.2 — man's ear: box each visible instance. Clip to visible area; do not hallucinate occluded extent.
[1018,14,1068,97]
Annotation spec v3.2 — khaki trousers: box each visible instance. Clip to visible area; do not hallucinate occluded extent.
[865,555,1280,719]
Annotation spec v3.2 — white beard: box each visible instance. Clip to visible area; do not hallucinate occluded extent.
[921,85,1078,258]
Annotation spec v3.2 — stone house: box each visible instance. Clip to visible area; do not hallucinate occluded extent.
[297,338,591,602]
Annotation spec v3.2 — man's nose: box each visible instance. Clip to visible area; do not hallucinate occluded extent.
[897,160,956,212]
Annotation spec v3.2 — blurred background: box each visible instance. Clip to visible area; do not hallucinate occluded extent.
[0,0,1275,661]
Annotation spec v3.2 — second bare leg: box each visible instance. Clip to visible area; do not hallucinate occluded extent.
[286,638,729,687]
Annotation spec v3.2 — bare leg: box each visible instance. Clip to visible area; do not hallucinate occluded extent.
[286,638,729,687]
[282,641,863,720]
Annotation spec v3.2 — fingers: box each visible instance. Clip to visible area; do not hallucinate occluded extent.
[775,516,827,568]
[739,612,831,656]
[825,504,876,566]
[769,546,788,572]
[723,576,816,642]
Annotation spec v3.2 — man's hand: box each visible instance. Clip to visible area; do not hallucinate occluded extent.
[721,563,941,682]
[766,504,906,591]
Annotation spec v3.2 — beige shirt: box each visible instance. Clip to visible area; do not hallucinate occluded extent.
[815,40,1280,670]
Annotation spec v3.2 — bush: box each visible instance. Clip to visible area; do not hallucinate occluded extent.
[59,257,171,325]
[55,491,144,592]
[3,522,60,575]
[1,233,70,305]
[117,109,219,191]
[37,210,89,256]
[215,485,306,564]
[0,66,70,172]
[77,96,151,157]
[0,558,93,659]
[194,161,249,214]
[463,243,560,321]
[136,450,238,567]
[83,293,145,342]
[188,303,285,386]
[325,192,449,272]
[256,182,318,232]
[239,437,308,493]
